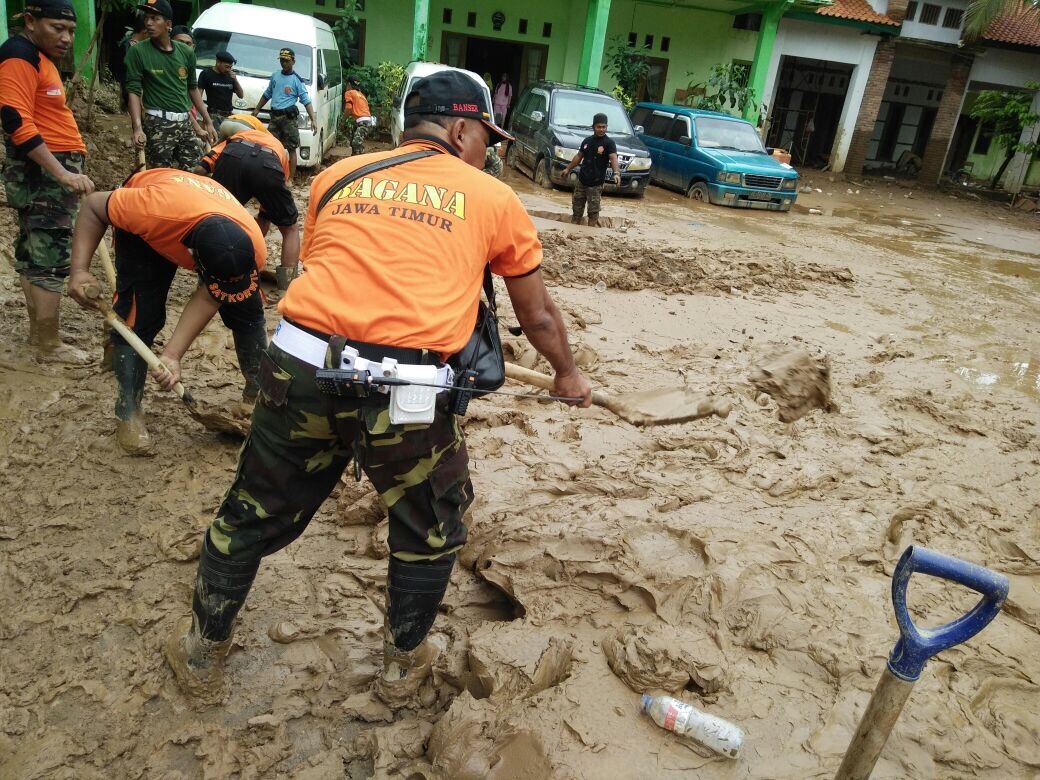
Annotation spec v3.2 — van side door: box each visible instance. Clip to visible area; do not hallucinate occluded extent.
[515,89,549,169]
[320,46,343,152]
[663,114,692,192]
[644,110,677,189]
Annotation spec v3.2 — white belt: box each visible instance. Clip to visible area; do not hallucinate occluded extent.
[271,319,453,391]
[145,108,190,121]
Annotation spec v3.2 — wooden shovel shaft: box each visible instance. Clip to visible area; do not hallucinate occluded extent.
[505,362,610,407]
[96,237,116,290]
[834,669,915,780]
[92,296,191,403]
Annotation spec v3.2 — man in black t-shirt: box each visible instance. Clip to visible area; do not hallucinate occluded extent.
[198,50,243,127]
[562,112,620,227]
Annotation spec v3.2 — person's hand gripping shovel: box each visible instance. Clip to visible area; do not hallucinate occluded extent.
[835,546,1008,779]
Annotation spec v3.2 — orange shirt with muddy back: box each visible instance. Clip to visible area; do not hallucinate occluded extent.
[344,89,371,120]
[0,36,86,154]
[200,128,291,180]
[282,139,542,355]
[107,169,267,271]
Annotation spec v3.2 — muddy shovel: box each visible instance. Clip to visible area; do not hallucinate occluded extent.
[83,285,249,437]
[504,362,731,426]
[835,546,1008,780]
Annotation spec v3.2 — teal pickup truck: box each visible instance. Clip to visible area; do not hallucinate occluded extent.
[631,102,799,211]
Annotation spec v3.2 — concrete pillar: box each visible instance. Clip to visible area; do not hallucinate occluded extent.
[743,2,786,125]
[577,0,611,88]
[844,38,896,176]
[1003,90,1040,195]
[412,0,429,61]
[919,54,973,184]
[71,0,96,82]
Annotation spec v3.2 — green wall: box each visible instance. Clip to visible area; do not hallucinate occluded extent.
[599,0,758,109]
[964,125,1040,187]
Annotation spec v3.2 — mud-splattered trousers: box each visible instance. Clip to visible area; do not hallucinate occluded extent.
[571,181,602,221]
[267,113,300,152]
[142,114,201,170]
[206,342,473,565]
[3,146,83,293]
[349,120,370,156]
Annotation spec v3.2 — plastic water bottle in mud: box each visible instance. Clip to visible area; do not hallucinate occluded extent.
[640,694,744,759]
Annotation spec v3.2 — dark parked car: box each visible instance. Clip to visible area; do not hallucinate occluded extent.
[505,81,652,197]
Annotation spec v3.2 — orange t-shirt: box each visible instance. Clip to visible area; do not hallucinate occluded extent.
[344,89,371,119]
[200,128,290,180]
[0,36,86,155]
[281,139,542,354]
[107,169,267,271]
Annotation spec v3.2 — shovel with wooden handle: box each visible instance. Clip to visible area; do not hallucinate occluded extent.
[835,546,1008,780]
[504,362,732,426]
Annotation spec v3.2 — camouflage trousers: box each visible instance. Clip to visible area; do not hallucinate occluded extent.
[207,343,473,564]
[483,146,504,178]
[572,182,603,220]
[268,113,301,152]
[142,113,201,170]
[349,121,371,155]
[3,147,83,293]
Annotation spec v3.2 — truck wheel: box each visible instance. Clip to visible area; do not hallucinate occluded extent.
[687,182,709,202]
[318,130,325,164]
[506,143,517,170]
[534,158,554,189]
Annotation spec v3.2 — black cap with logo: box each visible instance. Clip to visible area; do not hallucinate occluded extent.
[404,71,512,145]
[189,217,259,303]
[278,48,295,60]
[137,0,173,19]
[24,0,76,21]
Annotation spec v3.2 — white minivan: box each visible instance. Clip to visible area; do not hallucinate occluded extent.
[390,61,493,147]
[192,4,343,168]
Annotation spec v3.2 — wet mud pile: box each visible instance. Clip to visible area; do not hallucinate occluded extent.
[2,184,1039,779]
[540,232,855,296]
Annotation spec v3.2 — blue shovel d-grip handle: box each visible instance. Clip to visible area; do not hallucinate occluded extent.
[888,546,1008,682]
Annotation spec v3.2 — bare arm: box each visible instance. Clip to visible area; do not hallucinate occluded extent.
[504,270,592,406]
[25,144,94,195]
[153,284,222,389]
[609,152,620,183]
[563,150,584,177]
[128,92,146,149]
[253,95,269,115]
[231,73,244,99]
[67,192,112,308]
[189,88,217,143]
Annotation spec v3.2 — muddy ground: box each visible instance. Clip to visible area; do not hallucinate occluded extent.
[1,130,1038,779]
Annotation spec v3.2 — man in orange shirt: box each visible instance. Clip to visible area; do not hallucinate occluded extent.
[343,74,375,156]
[194,115,300,290]
[67,170,268,454]
[162,71,592,709]
[1,0,96,362]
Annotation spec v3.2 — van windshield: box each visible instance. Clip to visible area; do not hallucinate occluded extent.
[694,116,765,153]
[551,92,633,134]
[193,28,312,83]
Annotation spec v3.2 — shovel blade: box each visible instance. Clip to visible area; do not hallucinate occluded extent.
[602,386,729,427]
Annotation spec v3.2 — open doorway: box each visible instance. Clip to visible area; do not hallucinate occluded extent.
[441,33,547,125]
[766,56,854,168]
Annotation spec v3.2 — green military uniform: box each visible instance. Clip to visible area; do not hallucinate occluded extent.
[124,38,200,170]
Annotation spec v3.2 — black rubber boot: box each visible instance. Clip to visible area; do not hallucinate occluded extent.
[375,556,456,707]
[386,555,456,651]
[192,534,260,642]
[233,322,268,404]
[112,343,151,454]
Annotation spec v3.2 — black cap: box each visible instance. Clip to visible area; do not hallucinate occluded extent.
[189,217,259,303]
[24,0,76,21]
[171,25,192,39]
[137,0,172,19]
[347,74,361,85]
[278,48,295,60]
[215,50,236,64]
[405,71,512,145]
[593,113,608,125]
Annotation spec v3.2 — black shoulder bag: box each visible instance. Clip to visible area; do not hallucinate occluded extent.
[314,149,505,414]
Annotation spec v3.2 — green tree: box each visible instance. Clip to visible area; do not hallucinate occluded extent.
[968,83,1040,188]
[963,0,1039,40]
[605,37,650,109]
[331,1,362,67]
[686,63,756,115]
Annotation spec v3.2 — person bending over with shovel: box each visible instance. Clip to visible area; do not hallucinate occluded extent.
[0,0,96,362]
[162,71,592,709]
[67,169,268,455]
[193,114,301,291]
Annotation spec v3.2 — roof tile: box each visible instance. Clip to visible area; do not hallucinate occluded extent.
[815,0,900,27]
[982,5,1040,47]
